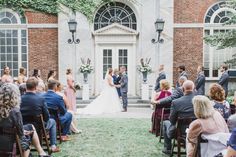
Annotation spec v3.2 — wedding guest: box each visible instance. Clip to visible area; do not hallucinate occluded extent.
[150,79,171,134]
[154,64,166,92]
[162,80,195,155]
[112,68,121,97]
[225,128,236,157]
[64,69,77,113]
[0,83,49,157]
[1,66,13,83]
[187,95,229,157]
[20,78,60,152]
[194,65,205,95]
[32,69,45,92]
[56,81,81,134]
[209,83,231,119]
[176,65,188,87]
[218,64,229,98]
[155,76,187,105]
[19,83,27,95]
[18,67,27,84]
[47,70,56,82]
[43,80,72,141]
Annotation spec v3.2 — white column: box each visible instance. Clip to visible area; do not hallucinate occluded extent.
[141,83,149,100]
[82,84,89,100]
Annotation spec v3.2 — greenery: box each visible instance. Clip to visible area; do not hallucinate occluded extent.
[137,58,152,73]
[204,0,236,50]
[53,118,163,157]
[79,58,93,73]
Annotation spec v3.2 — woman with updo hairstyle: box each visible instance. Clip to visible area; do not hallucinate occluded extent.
[0,83,49,157]
[17,67,27,84]
[187,95,229,156]
[47,70,56,82]
[1,66,13,83]
[32,69,45,92]
[209,83,230,119]
[150,79,172,134]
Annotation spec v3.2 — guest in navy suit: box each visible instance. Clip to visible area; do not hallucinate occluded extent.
[43,80,72,141]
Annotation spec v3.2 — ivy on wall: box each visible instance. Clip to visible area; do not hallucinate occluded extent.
[0,0,113,21]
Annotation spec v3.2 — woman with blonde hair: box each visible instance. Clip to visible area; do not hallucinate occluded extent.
[209,83,230,119]
[150,79,171,134]
[187,95,229,157]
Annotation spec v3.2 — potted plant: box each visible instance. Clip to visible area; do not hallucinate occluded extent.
[137,58,152,83]
[79,58,93,83]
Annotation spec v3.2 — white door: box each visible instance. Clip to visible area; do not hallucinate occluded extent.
[95,45,134,95]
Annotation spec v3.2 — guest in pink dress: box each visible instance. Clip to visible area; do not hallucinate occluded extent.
[1,66,13,83]
[64,69,77,112]
[150,79,172,135]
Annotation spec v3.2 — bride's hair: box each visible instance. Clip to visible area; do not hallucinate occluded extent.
[107,68,113,75]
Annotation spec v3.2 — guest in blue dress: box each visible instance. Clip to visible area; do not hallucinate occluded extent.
[112,69,121,97]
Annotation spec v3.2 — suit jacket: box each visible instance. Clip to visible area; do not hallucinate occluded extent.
[20,92,49,122]
[195,72,205,95]
[176,71,188,87]
[42,90,67,116]
[112,75,121,85]
[159,87,183,105]
[218,71,229,96]
[120,72,128,93]
[168,92,195,138]
[154,71,166,91]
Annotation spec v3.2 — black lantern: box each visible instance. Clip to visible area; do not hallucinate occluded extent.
[151,19,165,44]
[68,19,80,44]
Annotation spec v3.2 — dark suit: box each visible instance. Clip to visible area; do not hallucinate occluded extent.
[154,71,166,92]
[20,92,57,146]
[112,75,121,97]
[159,87,184,105]
[43,90,72,135]
[120,72,128,109]
[176,71,188,88]
[219,71,229,97]
[195,72,205,95]
[163,92,195,150]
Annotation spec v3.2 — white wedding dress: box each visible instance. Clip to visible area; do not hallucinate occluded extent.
[79,74,122,115]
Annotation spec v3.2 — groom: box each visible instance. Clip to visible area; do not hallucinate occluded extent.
[120,66,128,112]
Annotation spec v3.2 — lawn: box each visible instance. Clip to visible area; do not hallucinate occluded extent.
[53,118,163,157]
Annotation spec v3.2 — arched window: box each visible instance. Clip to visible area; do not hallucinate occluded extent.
[204,1,236,78]
[94,2,137,31]
[0,9,27,77]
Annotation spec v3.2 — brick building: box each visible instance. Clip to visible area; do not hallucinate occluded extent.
[0,0,235,96]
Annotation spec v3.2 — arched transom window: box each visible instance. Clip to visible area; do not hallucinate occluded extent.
[204,1,236,78]
[94,2,137,31]
[0,9,27,77]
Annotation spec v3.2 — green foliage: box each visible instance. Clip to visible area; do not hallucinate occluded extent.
[204,0,236,49]
[0,0,114,20]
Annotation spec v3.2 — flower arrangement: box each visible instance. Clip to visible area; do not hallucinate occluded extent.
[74,83,81,90]
[79,58,93,74]
[137,58,152,73]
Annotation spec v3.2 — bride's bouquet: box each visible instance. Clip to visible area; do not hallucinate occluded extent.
[137,58,152,73]
[79,58,93,74]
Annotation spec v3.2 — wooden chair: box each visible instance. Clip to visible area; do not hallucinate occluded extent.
[0,127,23,157]
[159,108,170,142]
[193,134,208,157]
[22,114,51,155]
[170,117,195,157]
[230,104,235,114]
[48,107,62,144]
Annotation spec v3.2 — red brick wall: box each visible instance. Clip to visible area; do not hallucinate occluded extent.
[25,11,58,81]
[173,0,217,85]
[174,0,217,23]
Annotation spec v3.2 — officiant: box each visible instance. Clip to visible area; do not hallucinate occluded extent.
[112,69,122,97]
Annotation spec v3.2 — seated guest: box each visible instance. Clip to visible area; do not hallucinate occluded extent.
[156,76,187,106]
[162,80,195,155]
[209,83,230,119]
[43,80,72,141]
[55,81,81,134]
[20,78,60,152]
[0,83,49,157]
[225,128,236,157]
[187,95,229,157]
[228,114,236,132]
[150,79,171,134]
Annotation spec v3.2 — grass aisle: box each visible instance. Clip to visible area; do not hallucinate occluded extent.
[53,118,163,157]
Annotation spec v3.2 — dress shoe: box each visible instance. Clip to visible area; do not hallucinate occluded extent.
[61,135,71,142]
[162,148,171,155]
[122,108,127,112]
[51,146,60,153]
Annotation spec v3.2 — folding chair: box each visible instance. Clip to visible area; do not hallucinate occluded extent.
[159,108,170,142]
[193,133,208,157]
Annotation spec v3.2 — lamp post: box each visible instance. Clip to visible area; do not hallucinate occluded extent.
[68,19,80,44]
[151,19,165,44]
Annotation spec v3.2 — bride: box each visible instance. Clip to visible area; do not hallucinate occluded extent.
[79,68,122,114]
